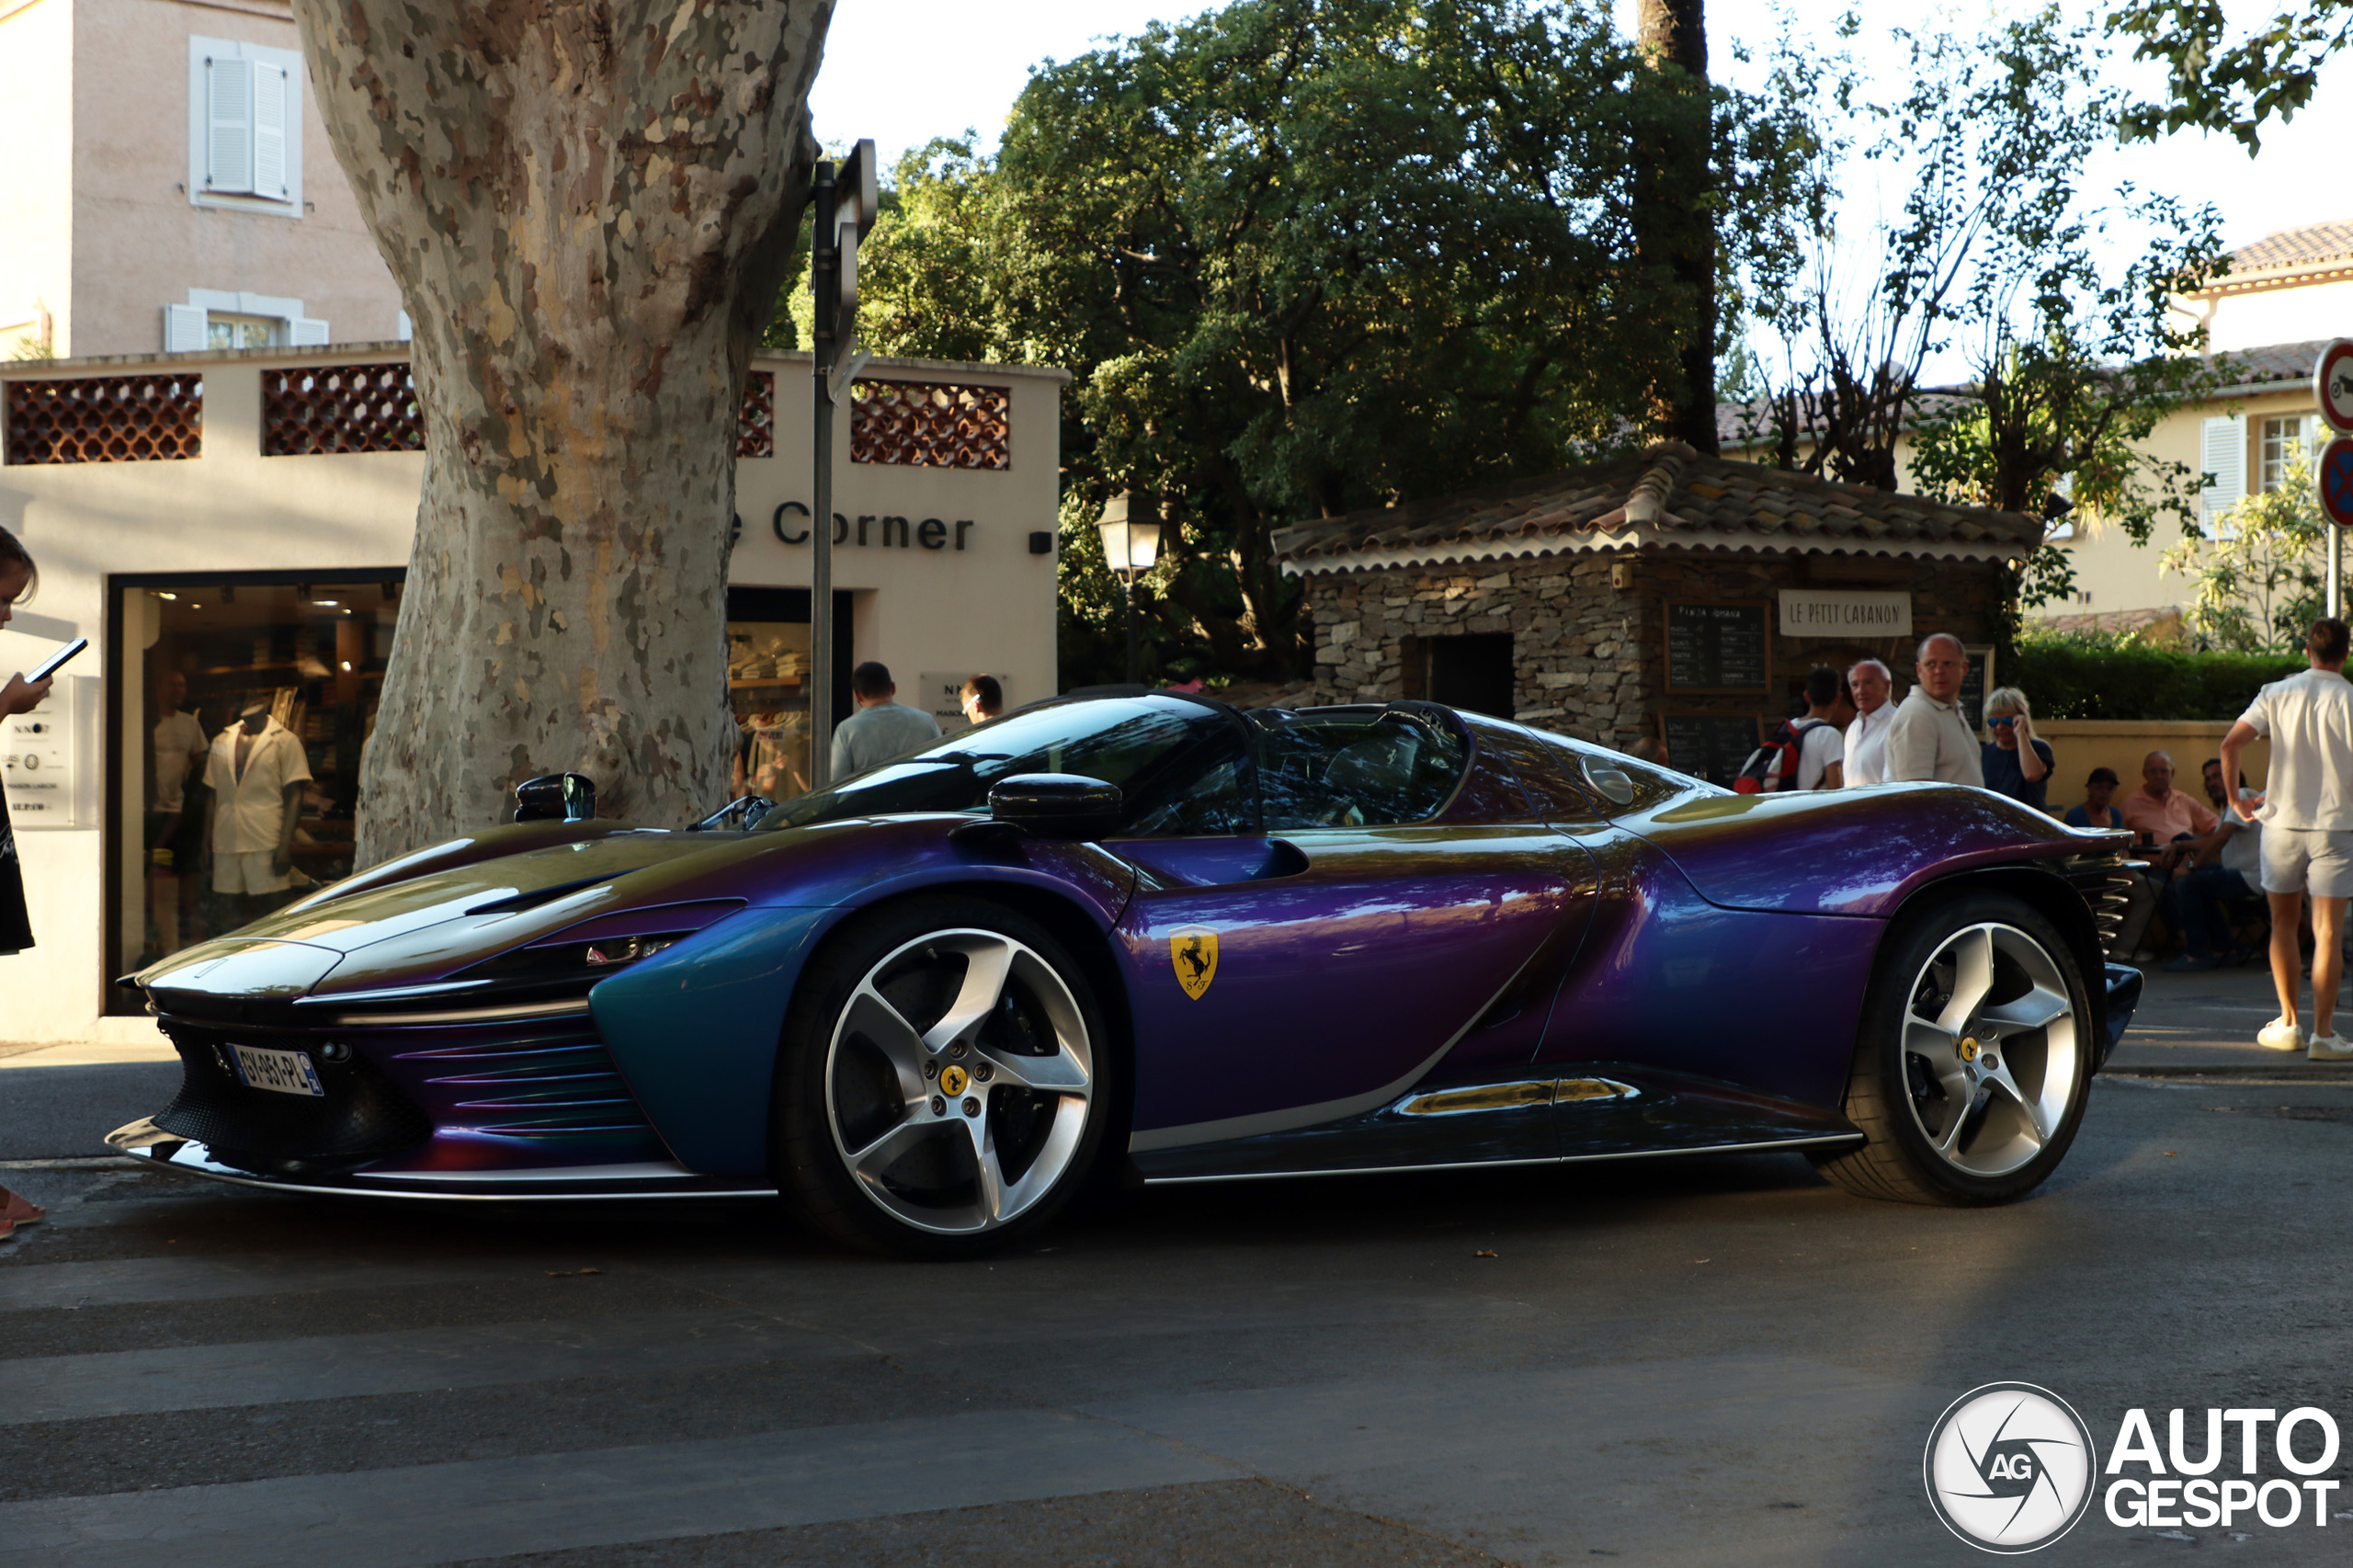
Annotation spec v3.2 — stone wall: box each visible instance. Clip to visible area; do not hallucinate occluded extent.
[1301,548,2011,746]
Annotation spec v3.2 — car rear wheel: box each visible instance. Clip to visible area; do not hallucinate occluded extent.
[1813,891,2094,1206]
[772,898,1116,1258]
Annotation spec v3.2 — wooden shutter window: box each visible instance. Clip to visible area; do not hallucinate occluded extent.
[251,62,290,199]
[206,56,255,195]
[2200,415,2245,536]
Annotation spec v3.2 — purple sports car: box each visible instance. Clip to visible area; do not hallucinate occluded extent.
[112,692,2142,1257]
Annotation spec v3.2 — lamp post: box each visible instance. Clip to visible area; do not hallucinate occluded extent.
[1096,494,1163,685]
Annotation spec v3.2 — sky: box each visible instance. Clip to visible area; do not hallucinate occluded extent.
[804,0,2353,258]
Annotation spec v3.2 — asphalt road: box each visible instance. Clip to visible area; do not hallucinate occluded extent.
[5,964,2353,1566]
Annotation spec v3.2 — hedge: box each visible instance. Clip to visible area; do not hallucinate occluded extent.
[2007,638,2303,722]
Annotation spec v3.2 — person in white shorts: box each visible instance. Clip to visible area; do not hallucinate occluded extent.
[2220,617,2353,1060]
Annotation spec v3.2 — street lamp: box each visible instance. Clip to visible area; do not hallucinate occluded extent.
[1096,494,1162,684]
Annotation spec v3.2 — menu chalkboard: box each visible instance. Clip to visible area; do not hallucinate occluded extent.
[1662,715,1763,789]
[1665,601,1770,692]
[1959,645,1995,733]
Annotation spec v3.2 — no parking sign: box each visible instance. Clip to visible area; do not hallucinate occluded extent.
[2322,437,2353,531]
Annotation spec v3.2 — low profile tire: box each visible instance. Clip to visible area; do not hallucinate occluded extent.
[773,898,1118,1258]
[1812,891,2095,1206]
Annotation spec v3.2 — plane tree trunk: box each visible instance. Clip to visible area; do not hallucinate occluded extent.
[1635,0,1719,456]
[290,0,829,864]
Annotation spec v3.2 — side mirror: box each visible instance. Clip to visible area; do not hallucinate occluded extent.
[986,773,1122,840]
[514,773,597,824]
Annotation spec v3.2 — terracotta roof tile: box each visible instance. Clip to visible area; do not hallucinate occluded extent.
[2223,221,2353,276]
[1268,442,2044,567]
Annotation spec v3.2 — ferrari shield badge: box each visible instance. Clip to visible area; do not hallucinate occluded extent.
[1170,926,1219,1001]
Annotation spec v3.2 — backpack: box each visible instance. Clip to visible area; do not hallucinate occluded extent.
[1734,718,1828,795]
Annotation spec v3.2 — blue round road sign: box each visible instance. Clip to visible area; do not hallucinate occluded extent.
[2323,436,2353,530]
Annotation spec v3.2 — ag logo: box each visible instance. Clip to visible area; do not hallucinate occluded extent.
[1170,926,1219,1000]
[1925,1382,2097,1553]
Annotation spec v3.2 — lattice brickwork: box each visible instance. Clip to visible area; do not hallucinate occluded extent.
[4,374,203,465]
[263,363,422,456]
[850,380,1010,470]
[737,371,775,458]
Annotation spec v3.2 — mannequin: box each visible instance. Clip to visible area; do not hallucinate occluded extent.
[148,671,207,955]
[203,701,311,927]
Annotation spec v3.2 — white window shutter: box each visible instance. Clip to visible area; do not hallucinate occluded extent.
[289,317,329,347]
[2200,414,2245,534]
[250,62,290,199]
[164,303,208,353]
[207,56,255,194]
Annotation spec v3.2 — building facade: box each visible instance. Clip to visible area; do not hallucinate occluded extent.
[1270,442,2038,774]
[0,0,403,359]
[0,344,1066,1042]
[1720,218,2352,630]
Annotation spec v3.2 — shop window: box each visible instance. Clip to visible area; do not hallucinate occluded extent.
[1423,633,1517,720]
[109,574,402,1003]
[725,587,851,805]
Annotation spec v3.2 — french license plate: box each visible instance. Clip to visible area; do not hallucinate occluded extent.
[231,1044,325,1097]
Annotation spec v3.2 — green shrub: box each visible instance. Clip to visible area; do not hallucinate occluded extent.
[2009,633,2302,722]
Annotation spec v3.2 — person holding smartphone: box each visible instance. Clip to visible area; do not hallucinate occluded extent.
[0,524,53,1240]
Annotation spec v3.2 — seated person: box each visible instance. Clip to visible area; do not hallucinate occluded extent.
[2167,776,2268,972]
[2063,767,2123,829]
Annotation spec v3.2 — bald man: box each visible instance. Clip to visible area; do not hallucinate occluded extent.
[1881,633,1984,786]
[2120,750,2216,852]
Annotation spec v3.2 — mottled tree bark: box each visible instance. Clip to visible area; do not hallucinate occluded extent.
[290,0,829,863]
[1635,0,1719,456]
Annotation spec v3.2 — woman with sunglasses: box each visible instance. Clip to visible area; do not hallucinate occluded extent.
[1980,686,2054,812]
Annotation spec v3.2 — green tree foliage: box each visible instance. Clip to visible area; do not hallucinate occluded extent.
[2159,460,2330,652]
[803,0,1808,683]
[1733,7,2226,613]
[2110,0,2353,150]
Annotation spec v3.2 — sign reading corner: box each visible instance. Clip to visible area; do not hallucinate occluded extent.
[1778,588,1913,639]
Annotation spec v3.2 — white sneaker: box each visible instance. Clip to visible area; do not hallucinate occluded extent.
[2257,1017,2307,1051]
[2309,1033,2353,1062]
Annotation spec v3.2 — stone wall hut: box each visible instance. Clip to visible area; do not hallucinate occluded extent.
[1267,442,2045,783]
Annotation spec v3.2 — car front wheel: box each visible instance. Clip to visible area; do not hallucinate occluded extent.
[1813,891,2094,1206]
[772,898,1115,1257]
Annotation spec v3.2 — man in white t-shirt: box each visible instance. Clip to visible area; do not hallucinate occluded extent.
[1843,657,1896,787]
[2220,617,2353,1058]
[1790,666,1848,790]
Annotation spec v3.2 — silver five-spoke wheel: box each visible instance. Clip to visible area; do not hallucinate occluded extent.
[1813,892,2093,1207]
[1898,922,2079,1178]
[824,928,1096,1236]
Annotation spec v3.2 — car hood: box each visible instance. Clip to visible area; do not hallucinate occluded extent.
[136,829,759,1003]
[132,812,1142,1006]
[1618,782,2119,916]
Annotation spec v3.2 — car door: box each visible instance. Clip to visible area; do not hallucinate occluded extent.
[1112,707,1599,1156]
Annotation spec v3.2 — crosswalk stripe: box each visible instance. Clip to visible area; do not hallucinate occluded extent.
[0,1408,1245,1568]
[7,1310,857,1426]
[0,1254,546,1312]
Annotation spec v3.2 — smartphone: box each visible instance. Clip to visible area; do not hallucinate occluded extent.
[26,637,87,683]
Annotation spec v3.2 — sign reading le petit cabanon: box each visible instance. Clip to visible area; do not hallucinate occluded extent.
[1777,589,1913,639]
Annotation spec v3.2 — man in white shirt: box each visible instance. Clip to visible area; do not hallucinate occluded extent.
[1843,657,1895,787]
[1790,667,1847,790]
[203,704,311,921]
[830,661,943,779]
[1881,634,1984,787]
[2220,617,2353,1058]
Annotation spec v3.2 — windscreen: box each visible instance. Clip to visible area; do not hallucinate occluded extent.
[756,696,1245,833]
